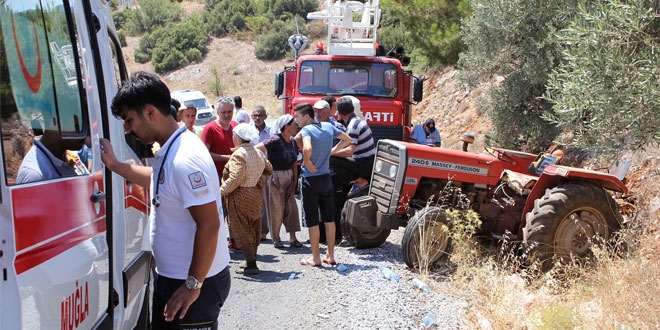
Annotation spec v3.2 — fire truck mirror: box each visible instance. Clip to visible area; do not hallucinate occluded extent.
[275,71,284,97]
[413,77,423,103]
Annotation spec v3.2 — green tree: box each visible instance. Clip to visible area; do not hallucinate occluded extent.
[381,0,470,69]
[545,0,660,155]
[459,0,570,151]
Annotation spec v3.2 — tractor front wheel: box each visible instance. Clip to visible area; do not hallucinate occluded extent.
[340,192,391,249]
[523,182,622,271]
[401,206,451,270]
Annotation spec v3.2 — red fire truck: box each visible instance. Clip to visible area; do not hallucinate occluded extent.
[275,0,423,142]
[0,0,153,328]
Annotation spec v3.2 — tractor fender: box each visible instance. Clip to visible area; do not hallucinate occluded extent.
[518,164,627,238]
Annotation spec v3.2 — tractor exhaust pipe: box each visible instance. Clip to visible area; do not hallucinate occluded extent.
[461,132,475,152]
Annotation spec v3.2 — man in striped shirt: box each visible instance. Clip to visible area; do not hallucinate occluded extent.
[330,96,376,197]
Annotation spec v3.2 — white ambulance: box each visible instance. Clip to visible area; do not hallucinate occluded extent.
[171,89,216,126]
[0,0,152,329]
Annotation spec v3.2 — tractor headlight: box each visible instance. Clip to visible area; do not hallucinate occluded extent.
[375,159,383,173]
[388,164,398,178]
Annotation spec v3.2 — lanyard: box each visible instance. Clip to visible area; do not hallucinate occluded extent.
[152,128,185,207]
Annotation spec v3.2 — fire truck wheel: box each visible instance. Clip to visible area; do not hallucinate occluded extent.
[401,206,451,270]
[523,182,623,271]
[340,195,391,249]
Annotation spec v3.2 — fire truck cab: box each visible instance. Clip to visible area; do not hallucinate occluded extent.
[274,0,423,142]
[0,0,152,329]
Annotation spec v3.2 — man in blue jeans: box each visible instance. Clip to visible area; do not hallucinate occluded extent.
[100,71,230,330]
[294,103,351,267]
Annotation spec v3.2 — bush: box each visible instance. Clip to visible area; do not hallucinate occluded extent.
[254,20,298,60]
[185,48,203,64]
[122,0,182,36]
[205,0,255,36]
[122,8,144,36]
[256,0,318,21]
[144,15,208,73]
[245,16,272,35]
[112,9,128,31]
[117,30,127,47]
[136,32,158,61]
[153,48,185,73]
[134,50,150,64]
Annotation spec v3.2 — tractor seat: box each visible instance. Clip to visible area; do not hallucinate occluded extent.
[500,170,537,196]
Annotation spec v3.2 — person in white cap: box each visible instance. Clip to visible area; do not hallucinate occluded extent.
[221,123,273,275]
[255,114,302,249]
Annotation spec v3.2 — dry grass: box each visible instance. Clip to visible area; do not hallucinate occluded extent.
[438,146,660,329]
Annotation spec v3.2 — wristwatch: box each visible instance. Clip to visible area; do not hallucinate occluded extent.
[185,275,203,290]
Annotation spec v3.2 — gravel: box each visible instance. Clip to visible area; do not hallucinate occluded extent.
[217,213,467,330]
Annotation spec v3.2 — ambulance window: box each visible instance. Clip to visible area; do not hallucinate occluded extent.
[0,1,89,185]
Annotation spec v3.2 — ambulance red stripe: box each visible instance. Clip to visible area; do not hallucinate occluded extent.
[11,177,106,274]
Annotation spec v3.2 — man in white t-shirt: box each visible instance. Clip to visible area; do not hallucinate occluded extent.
[100,71,230,330]
[233,95,251,124]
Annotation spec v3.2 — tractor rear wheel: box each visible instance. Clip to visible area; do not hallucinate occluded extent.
[340,191,391,249]
[401,206,451,270]
[523,182,622,271]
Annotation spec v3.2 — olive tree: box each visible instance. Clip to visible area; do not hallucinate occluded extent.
[545,0,660,155]
[459,0,572,151]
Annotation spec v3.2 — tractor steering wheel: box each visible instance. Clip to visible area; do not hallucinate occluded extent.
[484,147,515,164]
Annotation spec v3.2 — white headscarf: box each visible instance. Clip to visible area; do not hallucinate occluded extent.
[345,95,363,118]
[271,114,294,136]
[233,123,259,145]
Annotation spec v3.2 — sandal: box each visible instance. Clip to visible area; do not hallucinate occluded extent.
[274,241,285,249]
[290,240,303,248]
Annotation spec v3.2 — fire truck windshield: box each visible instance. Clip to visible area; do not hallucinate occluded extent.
[298,60,398,98]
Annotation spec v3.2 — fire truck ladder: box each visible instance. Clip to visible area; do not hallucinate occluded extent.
[307,0,381,56]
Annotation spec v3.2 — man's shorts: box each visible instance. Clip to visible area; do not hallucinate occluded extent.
[300,174,335,227]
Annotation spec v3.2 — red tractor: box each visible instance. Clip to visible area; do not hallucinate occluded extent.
[344,138,629,270]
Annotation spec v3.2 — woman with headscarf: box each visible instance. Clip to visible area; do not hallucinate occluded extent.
[255,114,302,249]
[221,123,272,275]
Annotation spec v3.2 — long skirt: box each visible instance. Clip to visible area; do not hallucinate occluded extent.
[264,169,300,242]
[226,185,262,249]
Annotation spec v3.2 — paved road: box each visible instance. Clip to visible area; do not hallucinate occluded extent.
[216,210,467,330]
